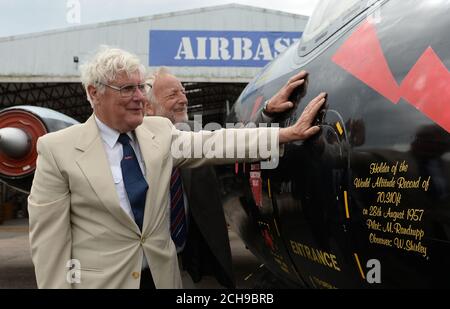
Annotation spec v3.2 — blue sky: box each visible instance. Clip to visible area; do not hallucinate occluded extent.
[0,0,319,37]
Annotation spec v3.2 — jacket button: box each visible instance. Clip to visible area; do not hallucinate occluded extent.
[132,272,140,279]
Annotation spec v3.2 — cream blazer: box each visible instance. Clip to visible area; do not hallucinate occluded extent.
[28,115,278,288]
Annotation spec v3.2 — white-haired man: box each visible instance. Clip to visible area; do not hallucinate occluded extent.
[28,46,326,289]
[145,67,234,288]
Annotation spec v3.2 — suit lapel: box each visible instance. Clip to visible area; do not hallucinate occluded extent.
[75,115,139,233]
[135,124,161,232]
[179,120,194,196]
[135,125,159,182]
[180,168,192,199]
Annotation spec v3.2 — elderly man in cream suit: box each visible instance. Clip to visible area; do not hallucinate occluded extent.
[28,46,326,289]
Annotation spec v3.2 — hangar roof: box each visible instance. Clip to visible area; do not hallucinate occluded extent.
[0,4,308,83]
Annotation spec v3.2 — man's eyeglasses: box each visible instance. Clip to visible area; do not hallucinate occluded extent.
[99,82,151,98]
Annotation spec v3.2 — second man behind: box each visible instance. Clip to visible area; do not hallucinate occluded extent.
[146,68,234,288]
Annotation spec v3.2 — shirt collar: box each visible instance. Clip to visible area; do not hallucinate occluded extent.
[94,115,134,148]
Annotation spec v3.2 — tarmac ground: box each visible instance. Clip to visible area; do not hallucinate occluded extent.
[0,218,266,289]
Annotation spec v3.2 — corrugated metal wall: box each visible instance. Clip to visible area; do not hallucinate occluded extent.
[0,4,307,83]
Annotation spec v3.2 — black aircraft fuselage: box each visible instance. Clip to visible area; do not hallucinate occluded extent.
[224,0,450,288]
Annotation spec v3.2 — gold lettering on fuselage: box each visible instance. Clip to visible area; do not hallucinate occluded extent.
[290,240,341,272]
[370,162,391,174]
[354,177,371,188]
[397,177,421,189]
[310,276,337,289]
[371,177,396,188]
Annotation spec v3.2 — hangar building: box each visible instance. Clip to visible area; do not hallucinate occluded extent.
[0,4,307,124]
[0,4,307,217]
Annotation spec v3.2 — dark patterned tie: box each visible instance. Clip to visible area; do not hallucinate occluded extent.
[117,133,148,230]
[170,168,187,248]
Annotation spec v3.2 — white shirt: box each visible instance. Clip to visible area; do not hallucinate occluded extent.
[95,116,188,257]
[94,116,146,221]
[95,117,149,270]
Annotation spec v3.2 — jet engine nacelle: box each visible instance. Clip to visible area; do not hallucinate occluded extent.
[0,106,79,193]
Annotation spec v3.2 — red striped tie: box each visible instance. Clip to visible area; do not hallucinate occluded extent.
[170,168,187,248]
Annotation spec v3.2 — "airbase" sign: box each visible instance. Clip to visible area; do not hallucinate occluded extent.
[149,30,301,67]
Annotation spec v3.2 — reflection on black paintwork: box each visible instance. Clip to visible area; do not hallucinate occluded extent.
[222,0,450,288]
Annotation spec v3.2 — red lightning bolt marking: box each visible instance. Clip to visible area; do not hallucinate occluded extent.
[401,47,450,133]
[332,20,450,133]
[332,21,401,103]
